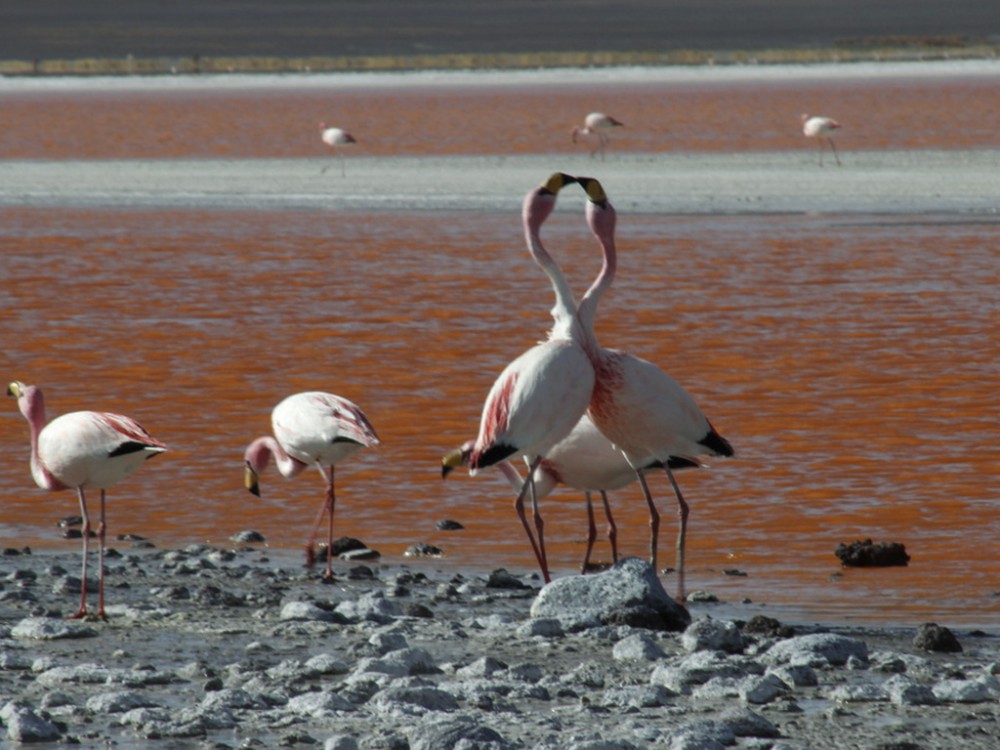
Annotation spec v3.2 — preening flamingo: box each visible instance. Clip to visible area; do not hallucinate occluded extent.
[801,114,841,166]
[462,173,596,583]
[319,122,358,175]
[243,391,380,580]
[573,177,734,601]
[6,381,167,620]
[571,112,625,160]
[443,413,626,573]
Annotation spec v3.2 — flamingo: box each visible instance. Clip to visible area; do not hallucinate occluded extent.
[243,391,380,580]
[571,112,625,160]
[319,122,357,175]
[801,114,841,166]
[6,381,167,620]
[462,172,597,583]
[573,177,734,601]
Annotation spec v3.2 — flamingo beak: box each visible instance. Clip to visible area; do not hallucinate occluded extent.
[540,172,577,195]
[441,447,467,479]
[244,463,262,497]
[576,176,608,205]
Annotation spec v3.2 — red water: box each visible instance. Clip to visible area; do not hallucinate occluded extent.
[1,73,998,627]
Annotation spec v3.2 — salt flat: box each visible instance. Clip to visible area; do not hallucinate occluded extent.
[3,149,1000,215]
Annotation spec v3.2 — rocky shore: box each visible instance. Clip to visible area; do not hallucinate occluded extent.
[1,544,998,749]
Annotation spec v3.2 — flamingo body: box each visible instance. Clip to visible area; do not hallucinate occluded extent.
[243,391,379,579]
[571,112,625,159]
[7,381,166,619]
[318,122,357,175]
[574,179,733,599]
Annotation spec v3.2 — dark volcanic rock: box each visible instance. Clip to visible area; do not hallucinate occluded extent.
[835,538,910,567]
[913,622,963,653]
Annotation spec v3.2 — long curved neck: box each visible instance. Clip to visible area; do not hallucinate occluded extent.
[523,188,580,339]
[577,197,618,352]
[245,436,307,479]
[17,386,64,490]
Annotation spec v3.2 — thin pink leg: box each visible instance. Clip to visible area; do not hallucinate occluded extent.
[513,458,550,583]
[635,469,659,571]
[664,467,689,602]
[528,467,549,581]
[96,490,107,620]
[324,467,336,581]
[599,490,618,563]
[581,491,597,573]
[305,465,331,570]
[72,488,90,619]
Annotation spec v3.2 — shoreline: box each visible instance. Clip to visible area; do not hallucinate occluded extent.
[2,44,999,79]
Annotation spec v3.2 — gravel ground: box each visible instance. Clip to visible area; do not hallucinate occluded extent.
[1,543,997,749]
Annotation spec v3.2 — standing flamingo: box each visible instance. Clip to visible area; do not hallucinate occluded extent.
[319,122,358,175]
[571,112,625,160]
[462,173,596,583]
[573,177,734,601]
[801,114,841,166]
[443,412,702,573]
[243,391,380,580]
[6,381,167,620]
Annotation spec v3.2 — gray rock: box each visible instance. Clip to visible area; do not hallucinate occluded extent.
[336,591,402,623]
[913,622,963,653]
[767,664,818,687]
[456,656,508,678]
[828,684,888,702]
[612,632,667,662]
[372,686,460,713]
[566,741,643,750]
[305,653,350,675]
[2,702,62,743]
[682,617,744,654]
[738,673,789,704]
[85,690,160,713]
[530,557,690,632]
[601,684,674,708]
[36,664,113,685]
[719,706,781,738]
[650,650,763,694]
[280,601,337,622]
[324,736,360,750]
[408,713,514,750]
[883,675,939,705]
[764,633,869,667]
[667,720,736,750]
[932,678,996,703]
[516,617,564,638]
[286,690,355,715]
[11,616,98,640]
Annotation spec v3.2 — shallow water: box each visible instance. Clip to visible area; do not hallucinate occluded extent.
[1,64,998,629]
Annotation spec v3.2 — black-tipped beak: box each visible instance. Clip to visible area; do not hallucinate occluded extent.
[576,176,608,205]
[540,172,577,195]
[244,464,262,497]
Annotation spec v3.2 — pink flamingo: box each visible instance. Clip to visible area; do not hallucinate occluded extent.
[319,122,357,175]
[443,413,625,573]
[7,380,167,620]
[801,114,842,166]
[462,173,596,583]
[573,177,734,601]
[243,391,380,580]
[571,112,625,160]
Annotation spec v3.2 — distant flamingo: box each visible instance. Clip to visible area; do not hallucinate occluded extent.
[571,112,625,160]
[7,381,167,620]
[462,173,596,583]
[243,391,380,580]
[573,177,734,601]
[801,113,841,166]
[319,122,358,175]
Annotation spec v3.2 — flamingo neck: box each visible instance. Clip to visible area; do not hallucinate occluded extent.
[245,436,307,479]
[523,189,581,340]
[577,198,618,353]
[17,387,64,490]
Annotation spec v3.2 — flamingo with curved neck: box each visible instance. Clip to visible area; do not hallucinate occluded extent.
[464,172,597,583]
[243,390,380,581]
[574,177,735,601]
[7,380,167,620]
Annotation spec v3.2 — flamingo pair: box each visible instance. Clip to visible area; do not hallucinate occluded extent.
[446,174,732,599]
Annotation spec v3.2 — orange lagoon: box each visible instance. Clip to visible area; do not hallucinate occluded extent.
[1,63,998,629]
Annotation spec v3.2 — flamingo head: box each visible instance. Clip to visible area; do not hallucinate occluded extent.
[578,176,617,242]
[441,440,475,478]
[800,113,811,124]
[523,173,576,234]
[6,380,44,423]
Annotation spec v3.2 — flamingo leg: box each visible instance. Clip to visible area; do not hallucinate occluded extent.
[634,469,660,572]
[599,490,619,563]
[529,470,549,582]
[305,465,331,570]
[664,467,690,603]
[582,491,597,574]
[324,467,336,581]
[72,488,90,619]
[828,138,841,166]
[96,490,107,620]
[513,458,550,583]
